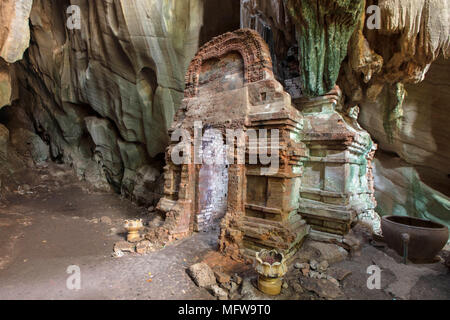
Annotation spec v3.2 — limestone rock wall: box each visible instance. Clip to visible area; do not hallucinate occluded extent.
[0,0,33,63]
[361,56,450,232]
[21,0,203,154]
[341,0,450,140]
[373,152,450,230]
[0,0,32,109]
[359,57,450,195]
[347,0,450,230]
[3,0,208,203]
[0,59,15,109]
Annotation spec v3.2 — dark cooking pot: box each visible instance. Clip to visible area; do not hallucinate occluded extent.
[381,215,449,263]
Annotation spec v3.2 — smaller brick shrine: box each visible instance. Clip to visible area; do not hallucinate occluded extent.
[156,29,310,261]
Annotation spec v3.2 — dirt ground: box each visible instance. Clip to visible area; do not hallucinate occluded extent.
[0,162,449,300]
[330,244,450,300]
[0,163,214,300]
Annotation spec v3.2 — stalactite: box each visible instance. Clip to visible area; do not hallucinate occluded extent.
[284,0,365,97]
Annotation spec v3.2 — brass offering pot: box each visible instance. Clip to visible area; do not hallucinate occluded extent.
[124,219,144,243]
[255,249,287,296]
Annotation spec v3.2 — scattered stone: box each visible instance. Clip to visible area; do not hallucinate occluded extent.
[310,259,318,270]
[214,270,231,284]
[148,206,155,212]
[295,262,309,270]
[100,216,112,225]
[306,241,348,263]
[114,241,135,253]
[240,278,263,300]
[326,275,340,287]
[309,271,320,279]
[232,274,243,285]
[301,267,310,277]
[282,281,289,289]
[187,263,217,288]
[136,240,152,254]
[148,215,163,228]
[112,250,124,258]
[300,277,344,300]
[16,186,26,195]
[229,282,239,298]
[318,260,329,273]
[327,267,352,281]
[108,227,118,235]
[318,273,327,280]
[291,282,304,294]
[209,284,228,300]
[220,282,232,291]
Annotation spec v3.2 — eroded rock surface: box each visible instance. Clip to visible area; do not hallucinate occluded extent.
[0,0,32,63]
[0,0,32,109]
[1,0,209,201]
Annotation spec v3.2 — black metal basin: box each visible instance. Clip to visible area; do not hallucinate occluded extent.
[381,216,449,263]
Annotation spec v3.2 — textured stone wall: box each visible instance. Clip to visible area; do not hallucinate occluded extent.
[0,0,448,232]
[0,0,32,63]
[1,0,207,202]
[363,57,450,227]
[0,0,32,109]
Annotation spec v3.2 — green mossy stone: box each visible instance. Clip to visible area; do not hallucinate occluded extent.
[284,0,364,97]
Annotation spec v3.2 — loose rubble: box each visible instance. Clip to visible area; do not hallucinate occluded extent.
[114,241,135,253]
[187,263,217,288]
[300,277,343,300]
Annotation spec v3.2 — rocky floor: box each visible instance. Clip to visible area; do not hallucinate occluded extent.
[235,239,450,301]
[336,244,450,300]
[0,162,449,300]
[0,163,213,300]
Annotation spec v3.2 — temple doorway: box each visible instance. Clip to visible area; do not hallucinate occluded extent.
[196,130,229,232]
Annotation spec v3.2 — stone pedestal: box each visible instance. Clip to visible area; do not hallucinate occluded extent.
[294,87,378,236]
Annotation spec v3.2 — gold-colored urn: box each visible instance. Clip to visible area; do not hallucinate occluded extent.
[255,249,287,296]
[124,219,143,243]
